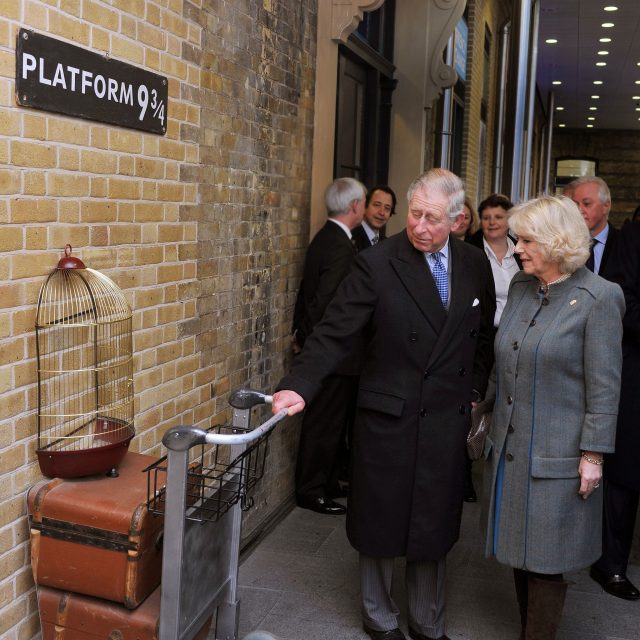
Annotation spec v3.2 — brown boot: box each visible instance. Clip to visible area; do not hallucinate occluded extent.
[525,577,568,640]
[513,569,528,639]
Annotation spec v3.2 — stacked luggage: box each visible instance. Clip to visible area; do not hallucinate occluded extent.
[27,451,211,639]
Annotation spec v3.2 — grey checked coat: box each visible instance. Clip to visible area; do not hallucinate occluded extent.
[483,267,624,574]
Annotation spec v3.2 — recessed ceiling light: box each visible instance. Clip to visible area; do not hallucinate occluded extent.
[588,117,596,121]
[633,96,640,100]
[600,37,612,43]
[593,80,604,85]
[635,80,640,84]
[589,107,597,111]
[558,124,566,128]
[636,107,640,111]
[587,124,594,128]
[604,6,618,11]
[545,38,558,44]
[591,95,600,99]
[555,106,565,111]
[598,51,609,56]
[602,22,615,28]
[552,80,562,85]
[596,62,607,67]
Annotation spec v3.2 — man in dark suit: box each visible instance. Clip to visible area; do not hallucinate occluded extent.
[352,185,397,252]
[590,221,640,601]
[274,169,495,640]
[569,176,618,277]
[291,177,366,515]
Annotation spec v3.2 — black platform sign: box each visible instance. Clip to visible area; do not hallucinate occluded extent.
[16,29,167,135]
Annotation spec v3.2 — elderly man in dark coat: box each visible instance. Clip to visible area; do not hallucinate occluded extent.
[273,168,495,640]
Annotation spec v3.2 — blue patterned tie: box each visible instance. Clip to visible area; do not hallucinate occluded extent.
[432,252,448,306]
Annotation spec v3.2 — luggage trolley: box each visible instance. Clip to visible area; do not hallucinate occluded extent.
[145,389,288,640]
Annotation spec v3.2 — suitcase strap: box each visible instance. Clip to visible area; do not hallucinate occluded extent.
[32,517,137,553]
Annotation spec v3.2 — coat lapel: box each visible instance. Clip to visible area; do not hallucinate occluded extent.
[389,233,447,335]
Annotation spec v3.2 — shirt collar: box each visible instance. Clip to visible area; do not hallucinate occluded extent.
[328,217,352,239]
[427,239,450,262]
[593,223,610,245]
[361,220,378,242]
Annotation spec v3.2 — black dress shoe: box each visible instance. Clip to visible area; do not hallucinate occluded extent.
[590,565,640,600]
[362,624,406,640]
[408,629,451,640]
[296,496,346,515]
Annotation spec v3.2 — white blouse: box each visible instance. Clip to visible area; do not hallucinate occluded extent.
[483,236,521,327]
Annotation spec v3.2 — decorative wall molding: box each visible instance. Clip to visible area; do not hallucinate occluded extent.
[331,0,385,42]
[425,0,466,104]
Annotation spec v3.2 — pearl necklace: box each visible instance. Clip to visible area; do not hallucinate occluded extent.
[538,272,571,303]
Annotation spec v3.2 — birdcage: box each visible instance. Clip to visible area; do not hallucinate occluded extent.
[35,246,135,478]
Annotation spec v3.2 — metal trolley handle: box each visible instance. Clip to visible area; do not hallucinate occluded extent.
[162,389,287,452]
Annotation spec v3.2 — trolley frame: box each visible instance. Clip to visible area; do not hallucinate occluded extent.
[155,389,287,640]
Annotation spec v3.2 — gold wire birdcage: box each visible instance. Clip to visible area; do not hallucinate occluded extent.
[35,246,135,478]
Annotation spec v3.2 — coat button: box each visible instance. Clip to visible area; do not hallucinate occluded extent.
[424,370,430,379]
[508,424,514,433]
[530,319,536,326]
[542,298,549,306]
[420,409,427,417]
[410,331,418,342]
[458,367,466,376]
[470,329,478,337]
[507,395,513,404]
[512,341,519,350]
[506,453,514,461]
[459,405,466,414]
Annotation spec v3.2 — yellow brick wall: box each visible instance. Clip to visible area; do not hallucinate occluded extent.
[0,2,197,637]
[0,0,317,635]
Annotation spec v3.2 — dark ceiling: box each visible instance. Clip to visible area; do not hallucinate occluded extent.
[536,0,640,130]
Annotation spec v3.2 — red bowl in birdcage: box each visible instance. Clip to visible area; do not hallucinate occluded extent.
[36,417,135,478]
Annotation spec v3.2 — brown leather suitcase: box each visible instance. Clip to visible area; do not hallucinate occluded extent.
[28,452,163,609]
[37,585,212,640]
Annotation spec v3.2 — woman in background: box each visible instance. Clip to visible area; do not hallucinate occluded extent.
[452,198,480,241]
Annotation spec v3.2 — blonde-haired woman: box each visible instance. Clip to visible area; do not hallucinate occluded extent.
[483,195,624,639]
[452,198,480,240]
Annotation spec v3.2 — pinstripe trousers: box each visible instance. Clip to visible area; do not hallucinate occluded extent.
[360,554,446,637]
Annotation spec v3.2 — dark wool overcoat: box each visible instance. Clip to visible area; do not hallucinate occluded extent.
[279,231,495,560]
[603,222,640,490]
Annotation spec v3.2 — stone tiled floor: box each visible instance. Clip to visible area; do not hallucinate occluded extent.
[230,491,640,640]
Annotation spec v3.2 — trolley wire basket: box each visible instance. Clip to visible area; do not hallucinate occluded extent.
[35,245,134,478]
[146,423,271,524]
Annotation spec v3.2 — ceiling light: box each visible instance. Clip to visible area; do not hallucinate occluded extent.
[555,106,564,111]
[596,62,607,67]
[589,107,597,111]
[588,117,596,121]
[599,37,612,43]
[601,22,615,28]
[593,80,603,85]
[636,107,640,112]
[635,80,640,84]
[603,6,618,11]
[591,95,600,99]
[558,124,566,128]
[545,38,558,44]
[633,96,640,100]
[587,124,594,128]
[552,80,562,85]
[598,51,609,55]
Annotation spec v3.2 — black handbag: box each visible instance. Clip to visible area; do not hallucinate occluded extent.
[467,397,494,460]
